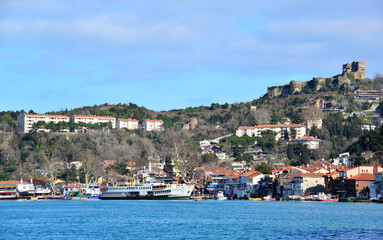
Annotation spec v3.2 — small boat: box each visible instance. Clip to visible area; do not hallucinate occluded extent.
[213,191,227,200]
[317,193,338,202]
[195,198,203,202]
[249,197,262,201]
[262,196,276,201]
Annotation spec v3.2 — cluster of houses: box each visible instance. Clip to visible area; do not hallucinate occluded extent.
[17,114,164,132]
[193,163,383,200]
[0,178,97,200]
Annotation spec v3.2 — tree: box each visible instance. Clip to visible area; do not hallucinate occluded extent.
[255,162,272,174]
[354,156,368,166]
[253,109,270,125]
[37,134,61,194]
[256,130,276,152]
[202,153,218,164]
[78,149,101,185]
[163,156,174,176]
[161,131,201,182]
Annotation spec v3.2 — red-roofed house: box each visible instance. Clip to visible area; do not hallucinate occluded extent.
[346,173,375,198]
[210,169,233,192]
[243,170,264,196]
[117,119,139,129]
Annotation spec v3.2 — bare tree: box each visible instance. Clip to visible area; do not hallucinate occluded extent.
[303,107,324,120]
[161,130,201,182]
[38,135,61,194]
[78,149,101,185]
[253,109,271,125]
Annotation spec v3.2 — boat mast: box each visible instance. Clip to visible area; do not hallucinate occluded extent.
[130,158,133,186]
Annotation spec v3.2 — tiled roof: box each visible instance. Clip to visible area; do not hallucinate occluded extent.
[211,170,233,175]
[118,119,138,122]
[294,173,324,178]
[144,119,163,122]
[25,114,69,118]
[348,173,375,181]
[255,124,306,128]
[292,136,321,141]
[238,126,255,129]
[0,181,23,185]
[72,115,115,119]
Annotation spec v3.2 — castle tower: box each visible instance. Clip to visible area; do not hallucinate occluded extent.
[342,61,366,79]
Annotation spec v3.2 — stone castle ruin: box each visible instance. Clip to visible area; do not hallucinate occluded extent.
[267,61,366,97]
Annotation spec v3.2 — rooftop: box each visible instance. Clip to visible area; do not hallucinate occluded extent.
[348,173,375,181]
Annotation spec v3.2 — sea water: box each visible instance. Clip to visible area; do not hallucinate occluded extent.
[1,200,383,239]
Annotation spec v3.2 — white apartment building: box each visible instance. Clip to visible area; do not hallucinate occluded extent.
[143,119,164,131]
[17,114,70,133]
[236,124,306,140]
[69,115,116,128]
[292,136,321,149]
[116,119,139,130]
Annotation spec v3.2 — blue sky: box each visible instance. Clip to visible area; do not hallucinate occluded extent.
[1,0,382,113]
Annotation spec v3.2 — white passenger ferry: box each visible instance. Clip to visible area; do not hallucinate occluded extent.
[99,181,194,200]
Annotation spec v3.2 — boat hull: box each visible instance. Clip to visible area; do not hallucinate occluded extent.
[99,195,191,200]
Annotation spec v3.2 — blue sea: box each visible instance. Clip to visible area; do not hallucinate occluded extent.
[1,200,383,239]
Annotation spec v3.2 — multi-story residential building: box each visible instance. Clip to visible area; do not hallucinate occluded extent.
[210,170,233,192]
[292,136,321,149]
[69,115,116,128]
[236,124,306,140]
[142,119,164,131]
[235,126,256,137]
[370,171,383,199]
[292,173,325,196]
[225,174,248,199]
[17,114,70,132]
[346,173,375,198]
[116,119,139,130]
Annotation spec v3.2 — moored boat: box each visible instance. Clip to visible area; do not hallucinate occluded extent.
[249,197,262,201]
[262,196,276,201]
[213,191,227,200]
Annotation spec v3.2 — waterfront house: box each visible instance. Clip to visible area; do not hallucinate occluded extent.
[257,175,276,197]
[225,174,248,199]
[292,173,325,196]
[243,170,264,196]
[346,173,375,198]
[210,169,233,192]
[62,182,87,195]
[370,171,383,199]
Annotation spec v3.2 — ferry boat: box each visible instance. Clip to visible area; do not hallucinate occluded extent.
[99,181,194,200]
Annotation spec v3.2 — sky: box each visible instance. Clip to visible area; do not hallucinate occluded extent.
[1,0,383,113]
